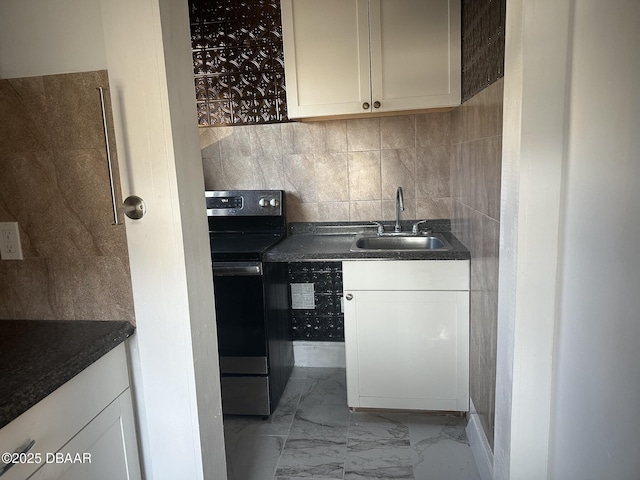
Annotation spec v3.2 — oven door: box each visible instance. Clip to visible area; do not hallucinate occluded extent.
[212,261,267,372]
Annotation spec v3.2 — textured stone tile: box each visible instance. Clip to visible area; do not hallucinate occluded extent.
[52,148,129,256]
[43,70,109,151]
[219,125,252,157]
[316,153,349,202]
[283,122,328,154]
[348,152,381,201]
[299,368,347,407]
[416,145,452,198]
[380,115,416,150]
[381,149,416,201]
[49,256,135,321]
[415,197,453,220]
[0,151,99,258]
[202,156,224,190]
[345,437,414,480]
[416,111,452,147]
[2,77,50,154]
[0,259,57,320]
[289,404,350,440]
[325,120,348,152]
[224,434,285,480]
[347,118,380,151]
[283,154,318,203]
[287,199,320,223]
[408,415,479,480]
[316,202,350,222]
[275,437,347,479]
[349,201,382,222]
[349,412,410,441]
[199,125,229,158]
[254,153,288,190]
[220,156,264,189]
[250,123,283,156]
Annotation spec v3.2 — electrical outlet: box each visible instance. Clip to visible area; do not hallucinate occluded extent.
[0,222,24,260]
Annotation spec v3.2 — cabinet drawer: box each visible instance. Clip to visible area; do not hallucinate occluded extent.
[343,260,469,291]
[0,344,129,480]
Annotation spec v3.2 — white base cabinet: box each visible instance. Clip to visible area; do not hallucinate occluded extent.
[343,260,469,412]
[0,344,141,480]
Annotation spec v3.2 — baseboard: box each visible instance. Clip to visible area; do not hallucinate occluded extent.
[293,341,346,368]
[466,398,494,480]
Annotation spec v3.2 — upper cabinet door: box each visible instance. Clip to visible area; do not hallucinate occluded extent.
[281,0,371,119]
[369,0,461,112]
[281,0,460,120]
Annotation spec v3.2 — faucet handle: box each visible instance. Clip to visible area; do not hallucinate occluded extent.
[370,221,385,235]
[411,220,429,234]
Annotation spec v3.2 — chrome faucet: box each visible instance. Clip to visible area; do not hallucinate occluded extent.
[395,187,404,233]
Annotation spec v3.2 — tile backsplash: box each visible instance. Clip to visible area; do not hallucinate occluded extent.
[200,112,454,223]
[0,71,135,322]
[451,78,503,449]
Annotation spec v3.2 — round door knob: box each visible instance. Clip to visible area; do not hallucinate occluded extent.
[270,198,279,207]
[345,293,353,301]
[259,198,269,207]
[362,102,370,110]
[373,101,381,109]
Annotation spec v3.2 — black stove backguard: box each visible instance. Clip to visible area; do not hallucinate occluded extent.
[206,190,292,416]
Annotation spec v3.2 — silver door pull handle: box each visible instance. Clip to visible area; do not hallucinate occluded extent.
[0,439,36,477]
[99,88,147,223]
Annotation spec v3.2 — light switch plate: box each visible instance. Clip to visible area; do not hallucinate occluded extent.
[0,222,24,260]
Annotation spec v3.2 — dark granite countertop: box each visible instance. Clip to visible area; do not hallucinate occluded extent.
[0,320,135,429]
[263,220,470,262]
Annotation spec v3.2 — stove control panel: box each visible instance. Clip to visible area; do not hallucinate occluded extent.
[206,190,284,217]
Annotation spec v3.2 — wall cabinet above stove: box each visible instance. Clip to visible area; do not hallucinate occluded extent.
[280,0,461,120]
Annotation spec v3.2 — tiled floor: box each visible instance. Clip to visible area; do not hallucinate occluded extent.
[223,367,481,480]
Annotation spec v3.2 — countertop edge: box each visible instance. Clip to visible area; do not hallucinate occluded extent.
[0,320,135,429]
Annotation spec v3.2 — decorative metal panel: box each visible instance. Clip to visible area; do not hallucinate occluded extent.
[288,262,344,341]
[189,0,288,126]
[461,0,506,102]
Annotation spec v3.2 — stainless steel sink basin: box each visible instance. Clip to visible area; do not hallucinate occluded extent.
[350,233,452,251]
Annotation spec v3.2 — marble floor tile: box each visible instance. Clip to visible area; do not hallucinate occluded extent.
[275,437,347,479]
[223,378,305,436]
[345,437,414,480]
[349,411,410,441]
[299,368,347,406]
[223,368,480,480]
[289,404,350,440]
[408,414,480,480]
[224,434,285,480]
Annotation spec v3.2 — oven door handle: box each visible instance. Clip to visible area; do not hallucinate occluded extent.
[213,262,263,276]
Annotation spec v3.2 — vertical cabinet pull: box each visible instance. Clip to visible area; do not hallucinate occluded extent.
[98,87,121,225]
[98,87,146,222]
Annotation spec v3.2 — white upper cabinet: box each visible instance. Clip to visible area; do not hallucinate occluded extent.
[281,0,461,119]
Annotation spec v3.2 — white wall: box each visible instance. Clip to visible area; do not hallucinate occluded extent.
[494,0,572,477]
[549,2,640,478]
[0,0,106,78]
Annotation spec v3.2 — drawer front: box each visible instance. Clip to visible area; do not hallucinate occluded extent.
[343,260,469,291]
[0,344,130,480]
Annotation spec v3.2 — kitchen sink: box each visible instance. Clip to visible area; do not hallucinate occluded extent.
[350,233,453,251]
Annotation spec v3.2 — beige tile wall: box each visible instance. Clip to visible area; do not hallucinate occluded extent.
[0,71,135,321]
[451,78,503,449]
[199,112,453,223]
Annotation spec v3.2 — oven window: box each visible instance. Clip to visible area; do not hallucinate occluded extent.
[213,274,267,357]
